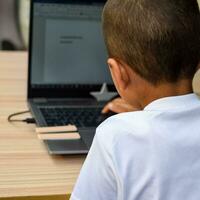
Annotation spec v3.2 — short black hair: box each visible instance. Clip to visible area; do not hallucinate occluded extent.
[103,0,200,85]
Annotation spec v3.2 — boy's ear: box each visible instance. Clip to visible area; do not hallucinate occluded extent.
[107,58,130,93]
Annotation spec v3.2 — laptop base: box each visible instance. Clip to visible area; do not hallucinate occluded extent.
[44,139,89,155]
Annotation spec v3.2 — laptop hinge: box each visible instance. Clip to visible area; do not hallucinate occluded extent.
[33,98,47,103]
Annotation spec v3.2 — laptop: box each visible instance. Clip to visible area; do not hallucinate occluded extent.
[28,0,117,155]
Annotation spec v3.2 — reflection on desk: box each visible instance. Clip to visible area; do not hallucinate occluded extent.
[0,52,85,199]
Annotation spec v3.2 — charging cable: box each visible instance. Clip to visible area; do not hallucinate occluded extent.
[8,110,36,124]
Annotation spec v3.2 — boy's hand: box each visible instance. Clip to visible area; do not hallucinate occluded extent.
[102,98,141,114]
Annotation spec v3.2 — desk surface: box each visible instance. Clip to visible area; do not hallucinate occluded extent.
[0,52,85,198]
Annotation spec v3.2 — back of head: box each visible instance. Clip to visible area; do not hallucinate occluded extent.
[102,0,200,85]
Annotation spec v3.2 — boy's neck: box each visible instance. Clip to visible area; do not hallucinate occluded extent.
[140,79,193,108]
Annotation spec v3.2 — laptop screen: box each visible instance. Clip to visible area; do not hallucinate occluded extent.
[29,0,114,98]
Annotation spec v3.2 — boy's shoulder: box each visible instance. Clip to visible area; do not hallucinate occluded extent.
[98,110,155,134]
[95,110,155,151]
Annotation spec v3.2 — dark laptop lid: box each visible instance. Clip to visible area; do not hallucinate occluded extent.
[28,0,115,99]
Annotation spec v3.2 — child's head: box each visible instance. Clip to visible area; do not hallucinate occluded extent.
[102,0,200,106]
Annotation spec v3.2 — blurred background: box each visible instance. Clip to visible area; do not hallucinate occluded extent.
[0,0,199,51]
[0,0,29,50]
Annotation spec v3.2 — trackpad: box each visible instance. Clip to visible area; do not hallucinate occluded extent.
[44,139,88,155]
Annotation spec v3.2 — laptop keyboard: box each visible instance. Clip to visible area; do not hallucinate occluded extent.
[39,107,112,128]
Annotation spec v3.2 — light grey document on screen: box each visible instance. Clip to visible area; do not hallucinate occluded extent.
[43,19,111,84]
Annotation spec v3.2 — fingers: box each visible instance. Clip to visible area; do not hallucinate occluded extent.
[102,98,140,114]
[102,98,142,114]
[102,102,114,114]
[102,98,123,114]
[102,101,127,114]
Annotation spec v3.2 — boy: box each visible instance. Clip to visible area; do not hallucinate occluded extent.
[71,0,200,199]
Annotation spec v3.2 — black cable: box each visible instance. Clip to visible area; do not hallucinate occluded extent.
[8,110,36,124]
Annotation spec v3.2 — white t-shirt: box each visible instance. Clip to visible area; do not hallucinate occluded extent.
[71,94,200,200]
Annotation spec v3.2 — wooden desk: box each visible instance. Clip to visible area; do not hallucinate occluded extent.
[0,52,85,199]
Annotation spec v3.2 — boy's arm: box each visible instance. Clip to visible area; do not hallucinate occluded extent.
[102,97,142,114]
[70,130,119,200]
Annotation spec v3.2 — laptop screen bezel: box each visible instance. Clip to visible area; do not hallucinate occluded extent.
[28,0,115,99]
